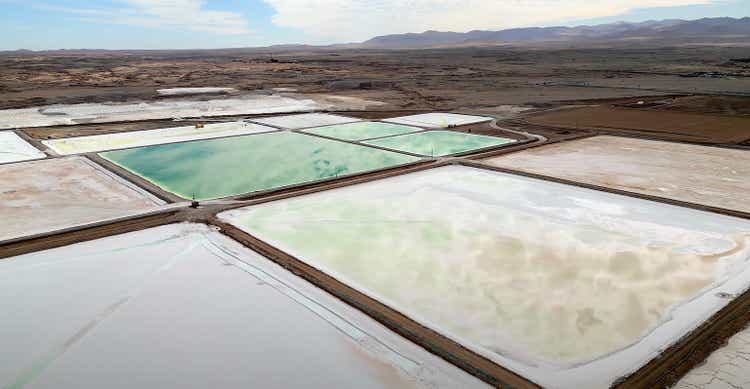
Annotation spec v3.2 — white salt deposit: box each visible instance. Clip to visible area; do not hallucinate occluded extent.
[0,94,321,129]
[251,113,360,129]
[43,121,276,155]
[156,87,237,96]
[486,135,750,214]
[383,113,493,128]
[220,165,750,389]
[0,131,45,163]
[0,156,164,241]
[0,223,486,389]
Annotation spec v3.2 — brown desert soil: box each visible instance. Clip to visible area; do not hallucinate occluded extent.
[22,118,192,140]
[3,46,749,114]
[2,45,750,388]
[4,46,749,146]
[612,95,750,116]
[524,106,750,145]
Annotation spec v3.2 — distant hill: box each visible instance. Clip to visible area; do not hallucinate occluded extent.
[5,17,748,54]
[362,17,750,48]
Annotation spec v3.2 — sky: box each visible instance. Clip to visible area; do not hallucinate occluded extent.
[0,0,748,50]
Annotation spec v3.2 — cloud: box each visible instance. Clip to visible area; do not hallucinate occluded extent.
[39,0,251,35]
[264,0,722,41]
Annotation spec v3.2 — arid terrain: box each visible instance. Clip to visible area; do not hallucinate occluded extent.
[2,46,748,108]
[2,46,749,146]
[2,42,750,389]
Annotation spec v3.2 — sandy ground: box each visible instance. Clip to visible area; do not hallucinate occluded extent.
[612,95,750,117]
[3,47,748,146]
[22,118,204,140]
[524,106,750,145]
[0,156,164,241]
[1,47,748,113]
[485,135,750,213]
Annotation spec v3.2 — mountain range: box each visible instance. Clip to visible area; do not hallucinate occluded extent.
[361,17,750,48]
[5,17,749,53]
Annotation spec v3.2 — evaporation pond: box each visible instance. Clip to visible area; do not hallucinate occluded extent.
[252,113,358,129]
[383,113,492,128]
[0,156,162,242]
[0,223,485,389]
[43,121,275,155]
[220,165,750,389]
[486,135,750,213]
[302,121,422,141]
[364,130,515,156]
[100,132,420,201]
[0,131,45,164]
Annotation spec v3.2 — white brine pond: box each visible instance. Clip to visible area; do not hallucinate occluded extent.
[0,224,485,389]
[220,165,750,388]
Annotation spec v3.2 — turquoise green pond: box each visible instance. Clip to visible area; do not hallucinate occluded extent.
[301,121,422,141]
[100,132,420,200]
[363,130,516,157]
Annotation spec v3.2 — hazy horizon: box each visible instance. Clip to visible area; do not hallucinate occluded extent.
[1,0,749,51]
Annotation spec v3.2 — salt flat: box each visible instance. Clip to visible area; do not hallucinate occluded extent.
[301,121,422,141]
[485,135,750,213]
[251,113,359,129]
[0,223,485,389]
[220,165,750,388]
[43,121,276,155]
[383,113,493,128]
[0,156,163,241]
[0,94,321,129]
[0,131,45,163]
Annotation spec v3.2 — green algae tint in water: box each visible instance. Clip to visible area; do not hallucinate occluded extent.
[364,130,515,157]
[100,132,419,200]
[302,121,422,141]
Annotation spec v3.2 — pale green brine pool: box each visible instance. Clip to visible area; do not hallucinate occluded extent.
[363,130,515,156]
[302,121,422,141]
[100,132,419,200]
